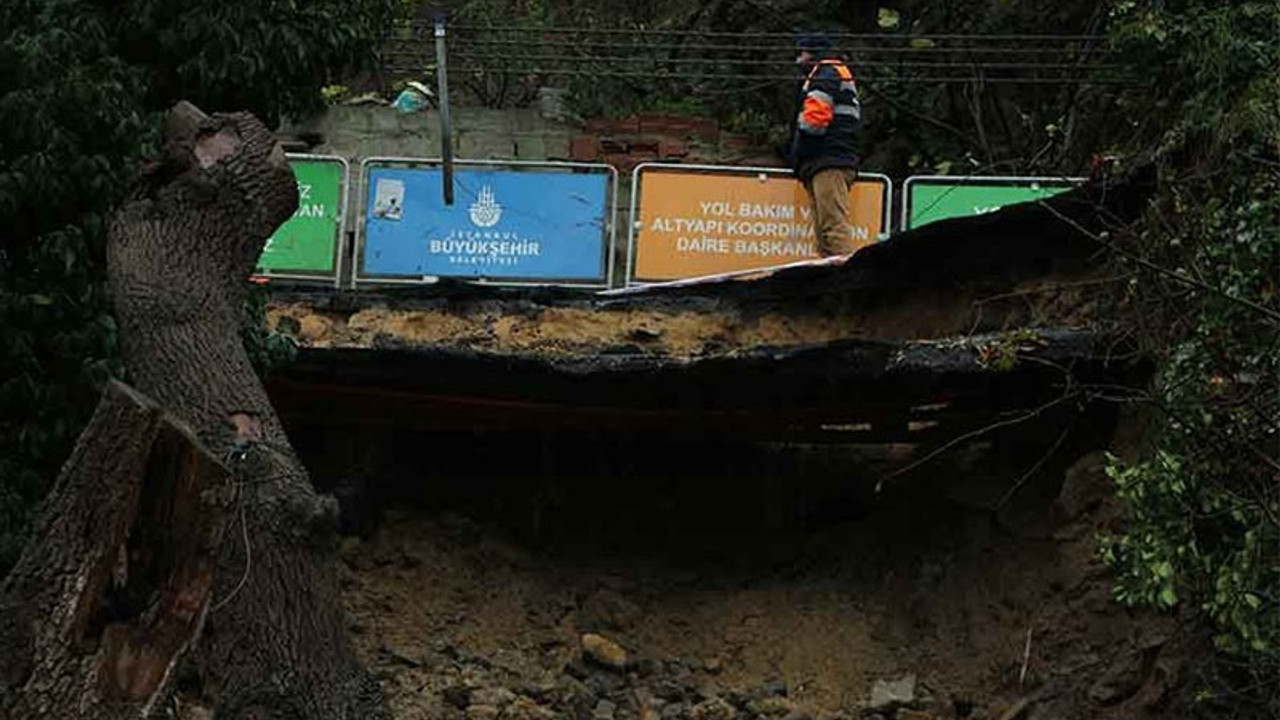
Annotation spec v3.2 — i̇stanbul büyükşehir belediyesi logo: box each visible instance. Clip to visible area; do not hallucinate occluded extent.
[469,185,502,227]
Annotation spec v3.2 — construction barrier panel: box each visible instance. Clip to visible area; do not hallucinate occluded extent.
[356,158,616,288]
[627,163,891,285]
[254,154,349,286]
[901,175,1082,231]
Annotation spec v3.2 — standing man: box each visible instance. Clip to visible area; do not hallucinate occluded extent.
[788,32,864,257]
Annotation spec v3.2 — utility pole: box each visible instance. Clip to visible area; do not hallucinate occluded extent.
[433,12,453,205]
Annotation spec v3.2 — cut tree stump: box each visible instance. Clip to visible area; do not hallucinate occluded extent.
[0,380,236,719]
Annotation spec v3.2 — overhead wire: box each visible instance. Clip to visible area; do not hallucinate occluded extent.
[433,23,1107,42]
[385,55,1132,85]
[436,53,1120,72]
[391,37,1108,55]
[380,25,1129,86]
[424,67,1131,85]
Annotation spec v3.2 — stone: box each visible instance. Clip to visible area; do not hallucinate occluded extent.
[704,657,724,674]
[467,705,501,720]
[747,697,795,717]
[473,687,518,708]
[582,633,628,671]
[443,685,473,709]
[503,698,559,720]
[661,704,688,720]
[640,708,662,720]
[585,672,624,697]
[654,680,688,702]
[781,711,814,720]
[897,710,934,720]
[689,697,738,720]
[762,679,788,697]
[868,673,916,711]
[593,699,618,720]
[631,657,662,677]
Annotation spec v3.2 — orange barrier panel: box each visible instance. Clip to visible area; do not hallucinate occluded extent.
[630,166,890,283]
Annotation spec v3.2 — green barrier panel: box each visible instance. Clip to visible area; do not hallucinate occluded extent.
[902,176,1080,231]
[256,155,348,282]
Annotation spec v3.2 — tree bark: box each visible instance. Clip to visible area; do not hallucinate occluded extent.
[0,381,236,719]
[105,102,386,719]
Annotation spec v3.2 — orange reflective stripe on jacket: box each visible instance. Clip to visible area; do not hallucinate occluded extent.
[807,59,853,84]
[823,59,853,82]
[801,95,835,129]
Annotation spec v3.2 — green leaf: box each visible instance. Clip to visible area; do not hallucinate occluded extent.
[877,8,901,29]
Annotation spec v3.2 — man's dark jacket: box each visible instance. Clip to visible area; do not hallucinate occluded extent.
[788,54,862,182]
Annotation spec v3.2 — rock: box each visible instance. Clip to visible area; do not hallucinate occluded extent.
[585,672,624,697]
[380,643,421,668]
[690,697,738,720]
[517,682,559,703]
[661,703,689,720]
[897,710,934,720]
[503,698,558,720]
[704,657,724,674]
[868,673,916,711]
[631,657,662,677]
[176,702,213,720]
[634,687,659,709]
[781,710,814,720]
[747,697,795,717]
[582,633,628,671]
[473,687,518,708]
[654,680,688,702]
[593,699,618,720]
[762,679,789,697]
[444,685,473,709]
[467,705,501,720]
[640,708,662,720]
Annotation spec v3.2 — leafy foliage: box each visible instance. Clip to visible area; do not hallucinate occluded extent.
[1097,2,1280,716]
[0,0,397,573]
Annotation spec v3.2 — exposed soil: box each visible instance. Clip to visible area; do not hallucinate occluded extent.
[328,428,1185,720]
[267,274,1096,360]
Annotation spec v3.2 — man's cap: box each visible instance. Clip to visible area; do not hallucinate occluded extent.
[795,32,833,52]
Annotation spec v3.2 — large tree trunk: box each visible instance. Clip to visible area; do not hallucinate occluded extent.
[0,381,236,718]
[104,102,386,719]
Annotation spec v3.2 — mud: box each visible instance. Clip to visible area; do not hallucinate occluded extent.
[329,433,1184,720]
[266,273,1099,360]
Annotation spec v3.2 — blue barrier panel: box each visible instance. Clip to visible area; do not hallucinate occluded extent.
[360,163,611,285]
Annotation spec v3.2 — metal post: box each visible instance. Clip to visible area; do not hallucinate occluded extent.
[433,13,453,205]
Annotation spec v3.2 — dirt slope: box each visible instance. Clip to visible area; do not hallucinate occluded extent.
[335,447,1184,720]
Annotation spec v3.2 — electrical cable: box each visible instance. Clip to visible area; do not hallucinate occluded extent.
[382,65,1134,85]
[437,52,1119,71]
[444,37,1102,51]
[386,36,1109,54]
[432,23,1107,42]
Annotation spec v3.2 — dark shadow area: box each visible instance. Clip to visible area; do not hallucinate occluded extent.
[288,397,1117,572]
